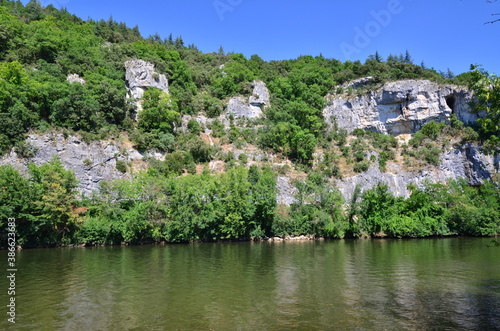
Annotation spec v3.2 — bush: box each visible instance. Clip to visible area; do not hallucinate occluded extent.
[353,160,370,173]
[14,140,37,158]
[238,153,248,165]
[422,146,441,165]
[210,119,225,138]
[164,150,193,175]
[116,160,127,173]
[187,120,201,135]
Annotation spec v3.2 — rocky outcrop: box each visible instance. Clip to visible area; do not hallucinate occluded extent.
[342,76,374,89]
[324,80,480,135]
[249,80,270,107]
[277,176,298,205]
[125,59,169,114]
[334,145,499,201]
[179,80,271,133]
[1,134,497,205]
[66,74,86,85]
[0,133,146,195]
[226,80,270,119]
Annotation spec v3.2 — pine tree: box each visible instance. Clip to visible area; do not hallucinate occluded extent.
[387,54,396,63]
[446,68,455,79]
[404,50,412,64]
[174,36,184,49]
[218,45,225,56]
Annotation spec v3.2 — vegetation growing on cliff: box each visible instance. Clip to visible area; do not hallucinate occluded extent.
[1,159,498,247]
[0,1,499,247]
[0,1,470,161]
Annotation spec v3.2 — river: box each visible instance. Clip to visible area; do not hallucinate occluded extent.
[2,238,500,330]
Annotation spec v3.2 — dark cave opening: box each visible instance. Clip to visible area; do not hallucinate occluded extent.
[445,95,457,113]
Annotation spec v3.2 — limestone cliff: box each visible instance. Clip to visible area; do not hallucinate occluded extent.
[1,79,497,205]
[125,59,169,115]
[319,79,497,200]
[333,145,500,201]
[324,79,480,135]
[226,80,270,119]
[180,80,270,132]
[0,133,147,195]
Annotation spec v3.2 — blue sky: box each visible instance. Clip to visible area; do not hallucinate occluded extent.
[28,0,499,75]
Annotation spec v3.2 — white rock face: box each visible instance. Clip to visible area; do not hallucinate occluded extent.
[125,59,169,114]
[226,80,270,119]
[342,76,373,89]
[249,80,270,107]
[66,74,86,85]
[0,133,146,196]
[227,96,263,119]
[334,145,499,202]
[324,80,480,135]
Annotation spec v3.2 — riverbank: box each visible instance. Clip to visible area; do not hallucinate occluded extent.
[3,233,499,251]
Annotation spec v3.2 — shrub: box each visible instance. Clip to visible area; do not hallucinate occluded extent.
[116,160,127,173]
[353,160,370,173]
[422,146,441,165]
[187,120,201,135]
[14,140,37,158]
[238,153,248,165]
[210,119,225,138]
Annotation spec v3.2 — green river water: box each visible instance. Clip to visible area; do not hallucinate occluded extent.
[2,238,500,330]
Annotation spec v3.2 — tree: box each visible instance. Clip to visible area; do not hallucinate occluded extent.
[485,0,500,24]
[27,156,79,245]
[25,0,43,21]
[249,166,277,236]
[50,82,102,132]
[469,65,500,138]
[404,50,413,64]
[138,88,180,134]
[174,36,184,49]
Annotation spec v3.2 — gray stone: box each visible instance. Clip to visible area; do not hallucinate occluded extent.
[66,74,86,85]
[249,80,270,107]
[333,144,499,202]
[342,76,374,89]
[324,79,481,135]
[125,59,169,115]
[276,176,298,205]
[227,96,263,119]
[226,80,270,119]
[0,133,147,196]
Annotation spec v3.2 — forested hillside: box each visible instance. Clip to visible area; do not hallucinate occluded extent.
[0,1,499,247]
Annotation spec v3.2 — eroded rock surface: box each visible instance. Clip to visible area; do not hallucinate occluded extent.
[125,59,169,114]
[324,80,479,135]
[0,133,145,196]
[66,73,86,84]
[226,80,270,119]
[334,145,499,201]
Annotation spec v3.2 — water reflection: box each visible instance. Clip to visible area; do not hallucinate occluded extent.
[5,238,500,330]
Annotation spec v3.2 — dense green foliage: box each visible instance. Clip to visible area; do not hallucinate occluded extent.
[355,180,500,238]
[1,162,278,246]
[0,157,79,246]
[1,161,498,247]
[0,1,465,161]
[0,2,498,247]
[469,65,500,151]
